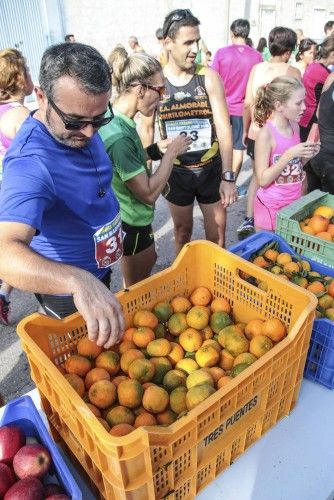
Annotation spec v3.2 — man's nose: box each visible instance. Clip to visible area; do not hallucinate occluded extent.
[80,123,95,138]
[191,41,198,53]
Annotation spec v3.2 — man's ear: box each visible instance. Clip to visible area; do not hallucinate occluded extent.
[164,36,174,51]
[34,86,46,107]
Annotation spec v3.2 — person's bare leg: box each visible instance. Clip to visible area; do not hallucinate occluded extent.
[121,244,157,287]
[246,160,258,218]
[0,282,13,324]
[199,201,226,247]
[167,202,194,255]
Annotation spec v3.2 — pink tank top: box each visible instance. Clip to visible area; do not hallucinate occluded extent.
[0,102,21,154]
[257,120,305,208]
[0,102,22,180]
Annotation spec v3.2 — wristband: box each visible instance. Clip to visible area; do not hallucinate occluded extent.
[222,170,236,182]
[146,143,163,161]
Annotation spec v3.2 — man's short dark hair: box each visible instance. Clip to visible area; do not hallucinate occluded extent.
[324,21,334,34]
[39,42,111,100]
[230,19,250,39]
[64,34,74,42]
[163,9,200,39]
[268,27,297,56]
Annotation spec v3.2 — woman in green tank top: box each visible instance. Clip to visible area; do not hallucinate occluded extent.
[100,51,191,287]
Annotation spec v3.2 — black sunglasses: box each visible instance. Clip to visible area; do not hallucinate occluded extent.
[163,9,193,38]
[48,98,114,130]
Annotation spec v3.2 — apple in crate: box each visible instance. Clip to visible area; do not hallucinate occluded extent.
[44,483,64,496]
[0,425,25,463]
[13,443,51,479]
[4,477,44,500]
[0,463,15,497]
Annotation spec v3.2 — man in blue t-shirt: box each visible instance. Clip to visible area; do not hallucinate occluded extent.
[0,43,124,348]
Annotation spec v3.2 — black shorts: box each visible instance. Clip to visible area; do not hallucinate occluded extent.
[230,116,245,151]
[35,269,111,319]
[165,159,222,206]
[246,138,255,160]
[122,222,154,256]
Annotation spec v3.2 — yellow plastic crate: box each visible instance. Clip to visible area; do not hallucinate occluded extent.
[17,241,317,500]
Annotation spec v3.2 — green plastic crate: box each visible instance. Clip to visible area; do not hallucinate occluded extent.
[276,190,334,268]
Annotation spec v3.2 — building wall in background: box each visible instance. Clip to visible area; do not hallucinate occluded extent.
[60,0,334,58]
[2,0,334,83]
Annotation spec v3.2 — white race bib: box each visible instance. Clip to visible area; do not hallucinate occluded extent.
[166,118,212,152]
[93,213,123,268]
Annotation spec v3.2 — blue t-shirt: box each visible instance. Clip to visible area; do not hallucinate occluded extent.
[0,114,122,278]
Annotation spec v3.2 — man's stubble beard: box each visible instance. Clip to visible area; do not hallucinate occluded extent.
[45,106,89,149]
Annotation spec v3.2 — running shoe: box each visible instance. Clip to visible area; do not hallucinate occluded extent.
[237,217,255,240]
[237,185,248,198]
[0,296,10,325]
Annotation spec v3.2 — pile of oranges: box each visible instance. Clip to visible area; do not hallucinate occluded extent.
[300,205,334,242]
[59,287,287,437]
[248,243,334,320]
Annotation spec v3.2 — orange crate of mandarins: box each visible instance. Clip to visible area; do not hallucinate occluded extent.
[17,241,316,500]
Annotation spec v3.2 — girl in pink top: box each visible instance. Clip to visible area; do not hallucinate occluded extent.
[0,48,33,324]
[253,76,320,231]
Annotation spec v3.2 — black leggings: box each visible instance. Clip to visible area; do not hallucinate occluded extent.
[35,270,111,319]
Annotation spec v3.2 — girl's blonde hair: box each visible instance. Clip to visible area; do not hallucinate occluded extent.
[254,76,304,127]
[0,48,29,101]
[109,50,161,94]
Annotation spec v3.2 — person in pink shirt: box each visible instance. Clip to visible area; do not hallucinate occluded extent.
[212,19,262,188]
[253,76,319,231]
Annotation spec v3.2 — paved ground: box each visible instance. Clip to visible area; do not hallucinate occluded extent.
[0,159,251,404]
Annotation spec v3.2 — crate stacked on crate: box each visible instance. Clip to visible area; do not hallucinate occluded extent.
[229,232,334,389]
[276,190,334,267]
[16,241,316,500]
[0,395,81,499]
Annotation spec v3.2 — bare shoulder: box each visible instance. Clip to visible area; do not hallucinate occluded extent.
[203,66,223,92]
[257,124,272,142]
[322,72,334,93]
[204,66,221,83]
[0,105,29,138]
[287,65,302,81]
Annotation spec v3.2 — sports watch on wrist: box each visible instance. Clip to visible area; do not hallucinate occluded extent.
[222,170,236,182]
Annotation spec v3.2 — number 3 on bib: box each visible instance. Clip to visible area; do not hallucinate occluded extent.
[94,213,123,268]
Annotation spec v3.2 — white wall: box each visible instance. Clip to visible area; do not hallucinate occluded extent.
[60,0,334,60]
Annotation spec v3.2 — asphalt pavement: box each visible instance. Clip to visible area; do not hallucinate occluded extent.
[0,159,251,404]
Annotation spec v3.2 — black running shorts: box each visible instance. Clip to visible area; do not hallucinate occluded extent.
[164,159,222,206]
[122,222,154,256]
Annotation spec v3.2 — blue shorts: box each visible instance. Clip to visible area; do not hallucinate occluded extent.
[230,116,245,151]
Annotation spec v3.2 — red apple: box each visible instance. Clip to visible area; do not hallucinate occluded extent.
[4,477,44,500]
[13,443,51,479]
[0,462,15,497]
[44,483,64,496]
[0,425,25,463]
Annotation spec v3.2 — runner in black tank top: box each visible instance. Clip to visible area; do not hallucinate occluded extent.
[158,66,219,169]
[309,75,334,193]
[140,9,236,254]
